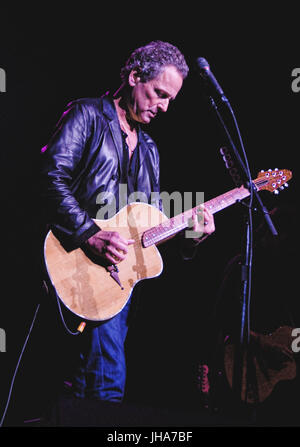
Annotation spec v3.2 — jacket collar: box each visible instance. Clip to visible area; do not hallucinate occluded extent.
[101,93,148,167]
[101,92,117,121]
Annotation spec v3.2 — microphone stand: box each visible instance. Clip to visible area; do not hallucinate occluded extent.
[207,95,278,410]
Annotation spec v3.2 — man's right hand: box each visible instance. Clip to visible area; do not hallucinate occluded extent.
[85,230,135,264]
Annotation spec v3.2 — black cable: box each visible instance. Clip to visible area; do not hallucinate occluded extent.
[0,285,82,427]
[0,303,41,427]
[55,292,81,336]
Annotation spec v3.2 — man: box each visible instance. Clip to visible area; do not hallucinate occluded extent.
[41,40,215,403]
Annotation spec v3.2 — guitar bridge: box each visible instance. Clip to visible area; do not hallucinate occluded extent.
[106,264,124,290]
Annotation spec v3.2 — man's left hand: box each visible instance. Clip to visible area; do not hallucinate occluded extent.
[190,205,215,244]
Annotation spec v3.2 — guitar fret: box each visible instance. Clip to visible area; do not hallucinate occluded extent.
[207,188,249,214]
[143,185,253,247]
[143,219,188,247]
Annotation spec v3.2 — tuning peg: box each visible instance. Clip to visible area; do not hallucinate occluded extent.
[260,170,265,173]
[284,183,289,188]
[273,190,279,195]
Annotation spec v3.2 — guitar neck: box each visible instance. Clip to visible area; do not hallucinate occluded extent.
[142,184,251,247]
[205,184,250,214]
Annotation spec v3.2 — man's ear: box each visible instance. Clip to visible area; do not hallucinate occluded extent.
[128,70,141,87]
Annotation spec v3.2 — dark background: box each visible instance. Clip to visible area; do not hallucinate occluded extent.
[0,6,299,426]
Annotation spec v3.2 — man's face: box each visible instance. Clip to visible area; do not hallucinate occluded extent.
[128,65,183,124]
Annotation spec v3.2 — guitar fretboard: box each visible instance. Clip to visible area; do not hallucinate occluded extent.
[142,184,251,247]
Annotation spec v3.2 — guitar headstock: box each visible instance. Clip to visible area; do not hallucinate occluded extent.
[254,169,292,194]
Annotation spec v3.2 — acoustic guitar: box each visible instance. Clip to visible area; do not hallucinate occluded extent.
[224,326,297,404]
[44,169,292,322]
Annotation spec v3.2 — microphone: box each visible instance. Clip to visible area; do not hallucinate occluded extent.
[196,57,228,104]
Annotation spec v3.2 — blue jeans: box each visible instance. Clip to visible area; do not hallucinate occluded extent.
[69,298,132,402]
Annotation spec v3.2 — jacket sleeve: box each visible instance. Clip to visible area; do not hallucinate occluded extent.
[40,101,100,251]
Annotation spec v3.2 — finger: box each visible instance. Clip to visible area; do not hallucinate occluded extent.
[194,211,207,230]
[190,213,198,228]
[106,247,126,264]
[114,240,135,255]
[112,233,135,249]
[203,208,212,221]
[203,210,215,232]
[106,252,121,264]
[112,241,129,254]
[107,235,129,253]
[190,215,204,238]
[116,235,135,245]
[100,231,127,245]
[196,205,204,219]
[196,206,211,225]
[203,219,215,234]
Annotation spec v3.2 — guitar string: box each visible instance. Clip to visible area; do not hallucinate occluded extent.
[116,187,251,246]
[113,200,235,248]
[135,176,277,244]
[102,176,278,248]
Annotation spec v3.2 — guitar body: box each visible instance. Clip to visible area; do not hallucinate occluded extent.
[44,202,168,321]
[224,326,297,404]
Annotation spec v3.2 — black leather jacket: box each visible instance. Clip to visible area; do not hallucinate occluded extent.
[41,93,161,251]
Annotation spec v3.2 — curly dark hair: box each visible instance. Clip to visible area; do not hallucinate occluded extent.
[120,40,189,83]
